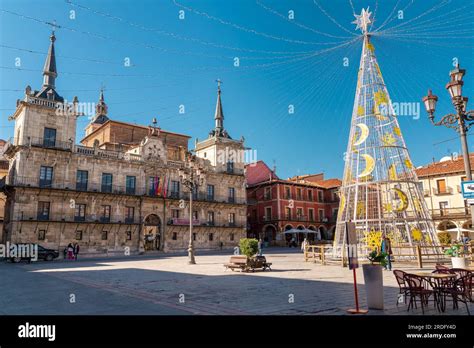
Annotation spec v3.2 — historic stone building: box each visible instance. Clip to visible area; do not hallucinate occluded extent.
[0,32,247,256]
[415,154,473,241]
[246,161,341,246]
[0,139,8,238]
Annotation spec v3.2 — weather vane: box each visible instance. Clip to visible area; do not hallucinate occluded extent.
[216,78,222,91]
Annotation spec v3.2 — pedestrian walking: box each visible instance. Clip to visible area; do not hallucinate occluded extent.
[301,238,308,253]
[381,235,393,271]
[67,243,74,260]
[73,243,80,260]
[258,238,263,256]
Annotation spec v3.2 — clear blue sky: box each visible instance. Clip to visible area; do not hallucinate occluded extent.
[1,0,473,179]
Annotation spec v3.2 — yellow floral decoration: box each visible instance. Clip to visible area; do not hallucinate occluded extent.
[363,229,383,251]
[356,201,365,217]
[374,90,388,104]
[387,230,404,246]
[411,228,422,242]
[381,133,396,146]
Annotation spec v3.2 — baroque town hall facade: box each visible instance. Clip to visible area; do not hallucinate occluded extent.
[0,32,247,255]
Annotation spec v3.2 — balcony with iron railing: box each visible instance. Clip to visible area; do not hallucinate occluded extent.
[430,207,471,219]
[433,186,453,195]
[8,176,246,204]
[15,212,140,224]
[259,215,336,224]
[29,136,73,151]
[8,137,145,162]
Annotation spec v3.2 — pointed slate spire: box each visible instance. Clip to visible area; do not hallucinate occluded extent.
[214,79,224,133]
[209,79,231,139]
[92,88,109,124]
[34,31,63,102]
[42,31,57,88]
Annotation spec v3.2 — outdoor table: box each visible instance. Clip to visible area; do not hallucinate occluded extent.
[408,272,457,312]
[411,272,456,279]
[451,266,474,271]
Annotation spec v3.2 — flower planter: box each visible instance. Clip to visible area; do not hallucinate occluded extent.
[362,264,384,310]
[451,257,467,269]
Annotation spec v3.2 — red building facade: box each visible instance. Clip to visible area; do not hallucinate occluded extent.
[246,161,341,246]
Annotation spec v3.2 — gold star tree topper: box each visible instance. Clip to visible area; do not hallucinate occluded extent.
[352,8,372,34]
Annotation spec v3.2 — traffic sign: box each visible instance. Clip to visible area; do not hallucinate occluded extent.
[461,181,474,199]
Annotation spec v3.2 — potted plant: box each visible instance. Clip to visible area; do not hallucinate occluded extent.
[239,238,259,267]
[444,243,467,268]
[362,250,387,310]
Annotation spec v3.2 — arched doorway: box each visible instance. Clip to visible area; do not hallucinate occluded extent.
[284,224,293,245]
[143,214,161,251]
[437,220,458,242]
[437,220,457,231]
[297,225,305,245]
[307,226,316,241]
[461,221,474,240]
[262,224,277,245]
[327,226,336,240]
[318,225,327,240]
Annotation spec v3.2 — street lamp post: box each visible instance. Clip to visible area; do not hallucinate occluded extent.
[422,63,474,229]
[178,154,204,264]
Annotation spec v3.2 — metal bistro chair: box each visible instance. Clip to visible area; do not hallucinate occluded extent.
[444,274,472,315]
[450,268,473,302]
[404,273,435,314]
[430,269,457,312]
[393,270,409,306]
[435,263,450,271]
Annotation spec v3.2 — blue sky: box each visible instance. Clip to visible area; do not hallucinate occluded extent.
[1,0,473,179]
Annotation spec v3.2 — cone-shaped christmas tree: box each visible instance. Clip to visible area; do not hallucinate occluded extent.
[334,8,438,256]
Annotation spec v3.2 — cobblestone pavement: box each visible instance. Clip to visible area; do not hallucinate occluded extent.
[1,248,471,315]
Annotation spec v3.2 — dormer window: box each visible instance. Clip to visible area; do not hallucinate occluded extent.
[47,89,54,100]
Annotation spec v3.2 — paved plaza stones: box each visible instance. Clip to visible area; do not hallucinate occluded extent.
[0,248,471,315]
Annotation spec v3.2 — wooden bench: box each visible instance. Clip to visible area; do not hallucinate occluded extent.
[249,256,272,271]
[224,255,272,272]
[224,255,249,272]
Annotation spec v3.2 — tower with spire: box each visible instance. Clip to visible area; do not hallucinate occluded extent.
[9,31,78,148]
[208,79,230,139]
[85,89,110,136]
[34,31,63,102]
[334,9,438,257]
[195,81,245,173]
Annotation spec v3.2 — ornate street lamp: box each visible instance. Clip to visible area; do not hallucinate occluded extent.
[422,63,474,228]
[178,153,204,264]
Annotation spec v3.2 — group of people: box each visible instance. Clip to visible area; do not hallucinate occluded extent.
[65,243,80,260]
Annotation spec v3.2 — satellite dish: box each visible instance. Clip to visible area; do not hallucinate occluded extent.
[439,156,452,162]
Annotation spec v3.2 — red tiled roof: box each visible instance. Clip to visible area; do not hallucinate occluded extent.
[245,161,279,185]
[313,178,342,189]
[288,173,324,182]
[415,154,474,177]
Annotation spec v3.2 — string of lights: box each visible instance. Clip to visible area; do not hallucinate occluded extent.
[254,0,354,39]
[312,0,357,36]
[171,0,347,45]
[66,0,323,55]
